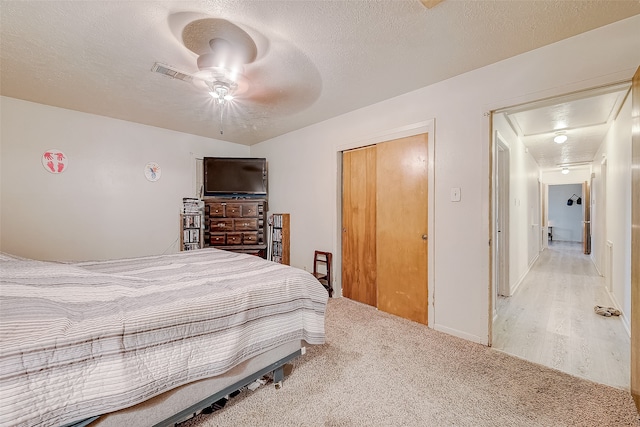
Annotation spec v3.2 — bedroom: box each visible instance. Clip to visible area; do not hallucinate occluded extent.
[2,1,640,425]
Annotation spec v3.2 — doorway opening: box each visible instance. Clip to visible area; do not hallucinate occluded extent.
[489,81,632,390]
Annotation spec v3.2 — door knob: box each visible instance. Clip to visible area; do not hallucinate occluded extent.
[422,234,428,240]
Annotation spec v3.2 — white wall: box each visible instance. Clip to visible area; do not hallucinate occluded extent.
[591,160,606,275]
[250,16,640,344]
[252,133,337,272]
[591,94,632,330]
[1,16,638,346]
[493,113,541,295]
[0,97,249,261]
[542,167,591,185]
[548,184,584,242]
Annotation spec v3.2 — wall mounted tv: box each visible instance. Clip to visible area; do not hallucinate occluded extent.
[203,157,267,197]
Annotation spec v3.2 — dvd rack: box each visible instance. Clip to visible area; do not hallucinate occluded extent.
[270,213,290,265]
[180,198,204,251]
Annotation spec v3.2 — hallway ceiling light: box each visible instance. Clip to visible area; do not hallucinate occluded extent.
[554,133,568,144]
[561,167,569,174]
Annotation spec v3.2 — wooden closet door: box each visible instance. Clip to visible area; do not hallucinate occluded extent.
[342,146,377,307]
[376,134,429,324]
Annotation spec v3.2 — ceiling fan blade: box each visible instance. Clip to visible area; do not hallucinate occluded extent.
[240,64,321,115]
[159,15,322,124]
[420,0,444,9]
[182,18,257,66]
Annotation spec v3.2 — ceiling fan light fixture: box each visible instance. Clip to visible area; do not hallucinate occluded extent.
[207,82,234,135]
[554,133,568,144]
[208,82,235,106]
[181,19,260,136]
[193,36,248,110]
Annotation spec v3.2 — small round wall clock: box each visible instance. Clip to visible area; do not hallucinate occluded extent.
[42,149,68,174]
[144,162,161,182]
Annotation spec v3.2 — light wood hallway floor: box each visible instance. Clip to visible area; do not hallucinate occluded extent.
[492,241,630,390]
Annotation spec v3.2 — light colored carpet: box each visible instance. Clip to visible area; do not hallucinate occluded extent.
[182,297,640,426]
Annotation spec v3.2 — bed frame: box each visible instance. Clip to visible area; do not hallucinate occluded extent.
[63,341,304,427]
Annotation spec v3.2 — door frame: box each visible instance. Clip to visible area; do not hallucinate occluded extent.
[494,131,510,300]
[335,120,435,326]
[487,76,638,399]
[489,127,511,345]
[582,180,592,255]
[630,66,640,411]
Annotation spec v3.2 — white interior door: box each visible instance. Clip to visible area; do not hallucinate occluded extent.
[496,134,510,297]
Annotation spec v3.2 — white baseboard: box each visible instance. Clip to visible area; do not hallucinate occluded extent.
[591,253,603,276]
[510,252,539,296]
[607,290,631,337]
[433,324,487,345]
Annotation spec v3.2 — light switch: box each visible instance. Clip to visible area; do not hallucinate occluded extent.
[450,187,461,202]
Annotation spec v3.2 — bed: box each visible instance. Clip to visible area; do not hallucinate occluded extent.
[0,248,328,427]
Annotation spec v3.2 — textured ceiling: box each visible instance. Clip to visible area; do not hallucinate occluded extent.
[501,83,630,170]
[1,1,639,145]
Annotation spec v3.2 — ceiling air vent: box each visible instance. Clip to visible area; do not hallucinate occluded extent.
[151,62,193,82]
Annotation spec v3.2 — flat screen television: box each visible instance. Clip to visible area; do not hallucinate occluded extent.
[203,157,267,197]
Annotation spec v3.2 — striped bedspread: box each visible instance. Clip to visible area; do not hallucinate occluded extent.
[0,249,327,427]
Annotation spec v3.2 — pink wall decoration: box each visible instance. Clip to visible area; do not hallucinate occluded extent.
[42,149,68,174]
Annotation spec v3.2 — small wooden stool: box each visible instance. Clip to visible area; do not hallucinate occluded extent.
[313,251,333,297]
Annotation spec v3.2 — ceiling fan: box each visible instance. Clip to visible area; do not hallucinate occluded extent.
[153,18,258,134]
[153,16,320,136]
[182,18,256,104]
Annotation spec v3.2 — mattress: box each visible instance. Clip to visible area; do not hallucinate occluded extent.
[0,249,327,427]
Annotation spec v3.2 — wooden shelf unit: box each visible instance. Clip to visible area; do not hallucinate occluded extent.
[203,198,268,258]
[180,199,204,251]
[180,214,203,251]
[270,213,290,265]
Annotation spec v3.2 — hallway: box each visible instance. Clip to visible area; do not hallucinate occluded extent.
[492,241,629,390]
